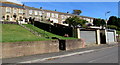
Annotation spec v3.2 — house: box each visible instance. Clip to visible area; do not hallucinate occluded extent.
[0,1,24,22]
[0,1,94,25]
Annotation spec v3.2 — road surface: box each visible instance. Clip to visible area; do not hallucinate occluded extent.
[36,46,118,63]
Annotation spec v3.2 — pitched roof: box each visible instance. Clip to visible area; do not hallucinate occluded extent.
[0,1,24,9]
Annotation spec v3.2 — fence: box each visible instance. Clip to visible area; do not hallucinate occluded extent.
[34,21,73,37]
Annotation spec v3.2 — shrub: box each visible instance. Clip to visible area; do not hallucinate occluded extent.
[107,25,118,29]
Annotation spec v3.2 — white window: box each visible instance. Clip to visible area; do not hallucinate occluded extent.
[13,8,17,13]
[67,16,70,18]
[86,18,90,22]
[83,18,86,20]
[6,7,11,13]
[39,11,42,16]
[29,10,33,14]
[51,13,54,17]
[34,11,38,15]
[19,9,23,14]
[79,17,82,19]
[61,15,65,19]
[55,14,58,18]
[42,11,45,14]
[47,12,50,17]
[90,19,93,22]
[64,16,67,19]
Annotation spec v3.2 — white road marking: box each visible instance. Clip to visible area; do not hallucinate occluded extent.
[19,45,118,63]
[19,50,94,63]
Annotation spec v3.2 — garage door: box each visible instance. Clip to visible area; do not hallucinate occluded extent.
[80,31,96,44]
[107,32,115,43]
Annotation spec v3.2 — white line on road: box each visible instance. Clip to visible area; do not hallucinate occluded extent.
[19,50,94,63]
[19,45,118,63]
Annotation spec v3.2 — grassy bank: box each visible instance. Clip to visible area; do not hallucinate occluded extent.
[24,24,76,40]
[116,31,120,35]
[2,24,76,42]
[2,24,49,42]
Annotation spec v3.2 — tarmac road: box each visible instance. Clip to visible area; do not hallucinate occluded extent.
[2,43,119,64]
[38,46,118,63]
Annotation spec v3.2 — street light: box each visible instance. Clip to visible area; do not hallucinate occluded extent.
[105,11,110,28]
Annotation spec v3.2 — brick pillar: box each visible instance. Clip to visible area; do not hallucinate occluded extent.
[114,30,117,42]
[96,29,100,45]
[77,28,80,39]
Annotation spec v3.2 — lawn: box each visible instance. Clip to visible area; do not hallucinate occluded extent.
[0,24,2,43]
[2,24,49,42]
[2,24,76,42]
[116,31,120,35]
[24,24,76,40]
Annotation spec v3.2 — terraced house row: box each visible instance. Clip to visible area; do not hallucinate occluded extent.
[0,1,94,25]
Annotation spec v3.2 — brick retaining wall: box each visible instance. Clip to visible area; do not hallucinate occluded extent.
[1,39,83,58]
[65,39,82,50]
[59,39,82,51]
[2,40,59,58]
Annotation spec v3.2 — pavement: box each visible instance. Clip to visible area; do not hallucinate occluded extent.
[1,42,118,64]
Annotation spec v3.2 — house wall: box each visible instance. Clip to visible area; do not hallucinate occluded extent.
[1,6,24,22]
[0,7,2,21]
[0,2,94,24]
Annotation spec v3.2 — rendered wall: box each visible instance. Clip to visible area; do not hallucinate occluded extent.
[2,40,59,58]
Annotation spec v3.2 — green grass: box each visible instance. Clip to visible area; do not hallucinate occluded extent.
[24,24,76,40]
[117,31,120,35]
[2,24,76,42]
[0,24,2,43]
[2,24,50,42]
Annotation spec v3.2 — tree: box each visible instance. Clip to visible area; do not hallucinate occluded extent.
[116,18,120,28]
[72,10,82,15]
[107,25,118,29]
[93,18,106,27]
[101,19,106,27]
[65,16,88,37]
[107,16,120,30]
[107,16,118,26]
[65,16,87,28]
[93,18,101,26]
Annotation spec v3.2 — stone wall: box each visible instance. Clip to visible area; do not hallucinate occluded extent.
[2,39,83,58]
[117,35,120,42]
[2,40,59,58]
[65,39,82,51]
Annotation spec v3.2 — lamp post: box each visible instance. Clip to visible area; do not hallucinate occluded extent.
[105,11,110,28]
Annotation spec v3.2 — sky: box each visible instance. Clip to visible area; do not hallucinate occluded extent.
[22,2,118,19]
